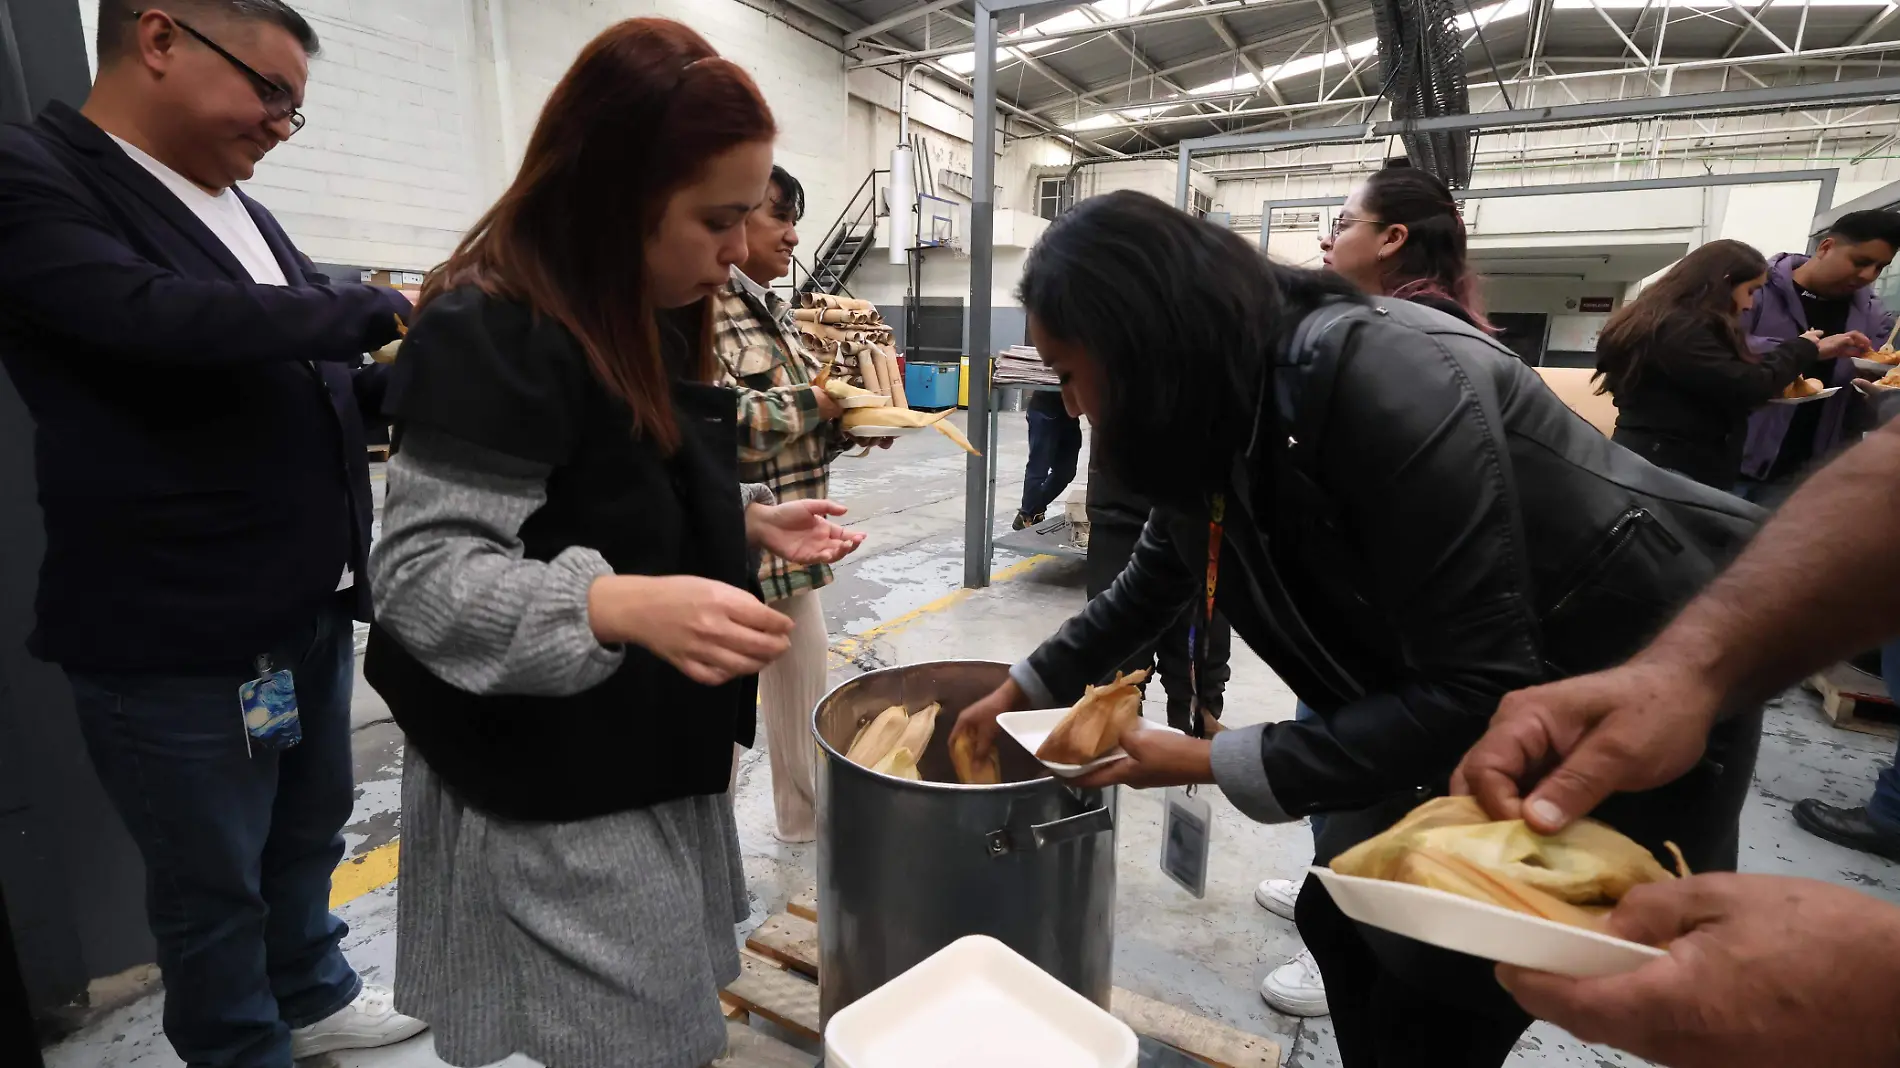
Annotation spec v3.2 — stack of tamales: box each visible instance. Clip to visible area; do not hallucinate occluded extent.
[794,293,907,407]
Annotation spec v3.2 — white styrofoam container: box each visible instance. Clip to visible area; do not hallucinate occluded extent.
[1310,866,1665,977]
[996,710,1183,779]
[824,935,1137,1068]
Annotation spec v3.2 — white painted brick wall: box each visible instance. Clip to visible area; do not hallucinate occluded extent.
[497,0,855,263]
[70,0,857,272]
[71,0,491,270]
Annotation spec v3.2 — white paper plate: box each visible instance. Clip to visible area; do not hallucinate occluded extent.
[1309,867,1665,978]
[1768,385,1841,405]
[1854,356,1900,374]
[1854,378,1900,395]
[847,424,932,438]
[825,935,1137,1068]
[839,393,891,409]
[996,710,1184,779]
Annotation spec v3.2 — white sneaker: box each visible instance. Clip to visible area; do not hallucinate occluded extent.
[1254,877,1300,921]
[1260,949,1329,1017]
[289,984,429,1058]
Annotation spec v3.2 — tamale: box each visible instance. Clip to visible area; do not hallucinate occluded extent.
[1035,669,1151,764]
[951,728,1001,785]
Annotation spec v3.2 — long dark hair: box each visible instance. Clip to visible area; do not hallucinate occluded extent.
[1018,190,1362,508]
[421,19,775,451]
[1594,239,1767,396]
[1359,165,1490,329]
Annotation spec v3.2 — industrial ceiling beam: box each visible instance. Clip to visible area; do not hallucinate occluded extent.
[1177,71,1900,166]
[1199,0,1288,105]
[1081,11,1231,133]
[1848,4,1900,46]
[844,0,967,47]
[853,0,1318,69]
[1101,36,1900,135]
[1026,12,1375,122]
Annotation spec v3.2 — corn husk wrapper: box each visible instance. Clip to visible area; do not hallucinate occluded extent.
[871,745,921,780]
[845,705,909,768]
[1036,669,1151,764]
[1331,796,1680,938]
[951,727,1001,785]
[895,702,940,761]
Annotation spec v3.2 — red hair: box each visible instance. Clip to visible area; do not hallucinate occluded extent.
[423,18,776,451]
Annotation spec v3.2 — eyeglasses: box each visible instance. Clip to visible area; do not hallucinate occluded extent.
[1328,214,1385,238]
[133,10,306,134]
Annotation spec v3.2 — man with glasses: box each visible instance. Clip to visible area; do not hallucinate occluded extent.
[0,3,423,1066]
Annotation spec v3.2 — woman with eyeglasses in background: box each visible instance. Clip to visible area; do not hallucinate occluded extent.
[1318,163,1490,329]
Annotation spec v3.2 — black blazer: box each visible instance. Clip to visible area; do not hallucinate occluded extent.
[0,103,410,673]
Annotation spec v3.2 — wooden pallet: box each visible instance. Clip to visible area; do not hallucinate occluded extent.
[723,907,1280,1068]
[715,1018,814,1068]
[1808,663,1900,739]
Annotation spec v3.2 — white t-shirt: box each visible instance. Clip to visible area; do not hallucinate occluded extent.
[109,134,354,592]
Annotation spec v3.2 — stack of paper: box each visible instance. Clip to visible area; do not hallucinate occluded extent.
[993,345,1057,386]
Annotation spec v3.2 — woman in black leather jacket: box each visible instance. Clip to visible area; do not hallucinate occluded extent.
[950,191,1766,1068]
[1596,238,1867,489]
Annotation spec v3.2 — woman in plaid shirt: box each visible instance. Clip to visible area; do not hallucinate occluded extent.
[712,166,857,841]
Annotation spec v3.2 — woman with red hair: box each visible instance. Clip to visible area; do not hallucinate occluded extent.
[363,19,862,1067]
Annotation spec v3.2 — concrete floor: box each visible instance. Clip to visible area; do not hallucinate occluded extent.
[45,410,1900,1068]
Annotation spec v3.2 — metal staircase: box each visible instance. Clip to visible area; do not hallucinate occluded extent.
[798,169,887,298]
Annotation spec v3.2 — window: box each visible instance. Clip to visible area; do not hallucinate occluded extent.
[1192,189,1213,218]
[1037,176,1068,221]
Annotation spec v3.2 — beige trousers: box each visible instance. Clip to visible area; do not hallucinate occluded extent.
[757,587,827,842]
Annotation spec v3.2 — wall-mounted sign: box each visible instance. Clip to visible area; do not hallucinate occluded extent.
[1579,296,1614,313]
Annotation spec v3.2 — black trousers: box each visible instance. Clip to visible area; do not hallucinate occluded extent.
[1,884,44,1068]
[1299,706,1763,1068]
[1085,517,1230,725]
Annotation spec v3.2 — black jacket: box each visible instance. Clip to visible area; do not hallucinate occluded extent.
[1017,298,1764,821]
[365,289,759,821]
[1603,312,1819,488]
[0,104,409,672]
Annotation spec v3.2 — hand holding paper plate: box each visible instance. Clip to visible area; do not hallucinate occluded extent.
[1313,795,1686,976]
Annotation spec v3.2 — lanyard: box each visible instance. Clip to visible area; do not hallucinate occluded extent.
[1186,493,1225,740]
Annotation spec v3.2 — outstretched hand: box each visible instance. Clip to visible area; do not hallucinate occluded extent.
[746,499,866,566]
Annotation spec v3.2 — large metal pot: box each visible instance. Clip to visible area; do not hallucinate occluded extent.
[813,660,1116,1025]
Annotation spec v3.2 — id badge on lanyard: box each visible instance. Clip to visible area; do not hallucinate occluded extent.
[1163,494,1224,899]
[238,654,302,756]
[1185,493,1225,741]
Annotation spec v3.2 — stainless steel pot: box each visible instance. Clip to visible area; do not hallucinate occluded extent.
[813,660,1117,1025]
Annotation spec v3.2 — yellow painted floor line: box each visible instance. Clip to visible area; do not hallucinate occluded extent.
[332,554,1055,907]
[331,840,400,908]
[827,554,1055,666]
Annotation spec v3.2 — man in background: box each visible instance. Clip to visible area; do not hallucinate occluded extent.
[1729,210,1900,857]
[0,3,422,1065]
[712,164,855,842]
[1014,388,1082,529]
[1737,209,1900,502]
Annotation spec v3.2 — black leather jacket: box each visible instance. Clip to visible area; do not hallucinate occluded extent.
[1013,298,1765,819]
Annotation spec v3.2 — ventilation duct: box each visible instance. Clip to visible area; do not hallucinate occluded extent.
[1371,0,1474,188]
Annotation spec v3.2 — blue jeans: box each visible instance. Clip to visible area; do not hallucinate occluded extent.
[1873,640,1900,831]
[1019,408,1082,518]
[1295,701,1328,840]
[69,595,361,1068]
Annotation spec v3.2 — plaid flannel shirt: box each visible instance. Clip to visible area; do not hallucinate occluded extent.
[713,268,851,602]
